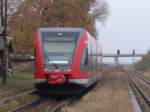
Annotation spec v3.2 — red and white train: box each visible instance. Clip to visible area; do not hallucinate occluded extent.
[34,28,102,95]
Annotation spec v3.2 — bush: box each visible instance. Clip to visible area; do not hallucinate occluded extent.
[134,50,150,71]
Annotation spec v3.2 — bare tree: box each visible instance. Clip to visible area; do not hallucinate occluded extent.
[90,0,110,24]
[8,0,22,16]
[8,0,110,54]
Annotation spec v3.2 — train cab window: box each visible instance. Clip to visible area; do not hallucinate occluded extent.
[80,48,88,71]
[41,31,79,66]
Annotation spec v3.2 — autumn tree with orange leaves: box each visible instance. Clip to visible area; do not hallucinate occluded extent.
[9,0,109,54]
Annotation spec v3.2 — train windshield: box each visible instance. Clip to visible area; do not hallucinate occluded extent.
[43,42,76,65]
[41,31,80,65]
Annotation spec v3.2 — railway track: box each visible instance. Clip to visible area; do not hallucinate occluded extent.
[0,89,36,103]
[8,89,86,112]
[8,98,44,112]
[126,71,150,111]
[9,97,67,112]
[134,74,150,85]
[0,87,34,97]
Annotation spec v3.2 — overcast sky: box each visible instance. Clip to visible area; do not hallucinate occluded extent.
[97,0,150,54]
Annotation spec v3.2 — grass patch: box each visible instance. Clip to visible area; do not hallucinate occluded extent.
[0,68,33,81]
[66,71,133,112]
[11,71,33,80]
[11,62,34,80]
[0,62,34,98]
[0,99,20,112]
[0,62,34,80]
[143,72,150,78]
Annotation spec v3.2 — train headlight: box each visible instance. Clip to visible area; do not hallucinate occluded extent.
[44,68,48,72]
[44,68,52,72]
[67,68,72,72]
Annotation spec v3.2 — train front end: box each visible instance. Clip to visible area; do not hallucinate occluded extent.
[34,28,89,94]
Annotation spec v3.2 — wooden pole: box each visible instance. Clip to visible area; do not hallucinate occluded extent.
[2,0,8,84]
[1,0,3,18]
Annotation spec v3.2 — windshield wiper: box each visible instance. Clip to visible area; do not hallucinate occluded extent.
[45,53,59,69]
[48,57,59,69]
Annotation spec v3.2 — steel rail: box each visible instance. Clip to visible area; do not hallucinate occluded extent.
[128,73,150,107]
[50,89,87,112]
[9,90,85,112]
[50,101,66,112]
[134,74,150,85]
[8,98,44,112]
[8,84,89,112]
[0,89,36,103]
[0,87,34,96]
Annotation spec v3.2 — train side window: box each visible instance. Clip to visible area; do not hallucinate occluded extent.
[80,48,88,71]
[34,48,37,71]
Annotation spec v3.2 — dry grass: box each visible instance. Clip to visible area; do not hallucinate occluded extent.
[143,72,150,79]
[66,71,133,112]
[0,94,38,112]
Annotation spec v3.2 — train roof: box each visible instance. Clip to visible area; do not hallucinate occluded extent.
[38,27,85,33]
